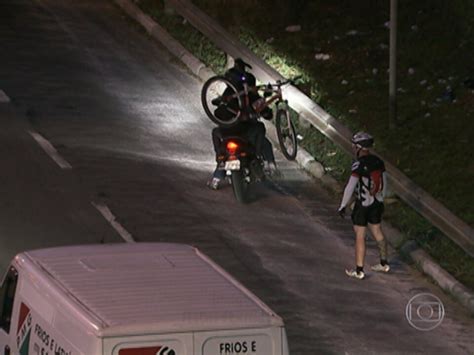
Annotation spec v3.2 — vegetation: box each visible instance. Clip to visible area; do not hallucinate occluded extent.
[135,0,474,289]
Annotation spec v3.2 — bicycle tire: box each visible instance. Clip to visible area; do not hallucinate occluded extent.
[276,109,298,160]
[201,76,242,127]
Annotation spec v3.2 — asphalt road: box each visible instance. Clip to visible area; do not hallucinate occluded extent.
[0,0,473,354]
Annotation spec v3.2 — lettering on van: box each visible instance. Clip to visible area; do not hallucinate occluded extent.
[33,323,72,355]
[17,303,33,355]
[219,340,257,354]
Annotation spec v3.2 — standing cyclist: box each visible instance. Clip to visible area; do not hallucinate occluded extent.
[338,132,390,280]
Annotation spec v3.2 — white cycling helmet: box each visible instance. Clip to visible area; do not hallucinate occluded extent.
[351,131,374,148]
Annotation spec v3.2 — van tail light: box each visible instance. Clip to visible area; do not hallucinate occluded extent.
[226,141,239,155]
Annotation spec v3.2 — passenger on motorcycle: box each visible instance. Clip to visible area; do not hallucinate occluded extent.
[208,58,278,190]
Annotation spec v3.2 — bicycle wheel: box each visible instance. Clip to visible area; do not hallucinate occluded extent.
[201,76,242,127]
[276,109,297,160]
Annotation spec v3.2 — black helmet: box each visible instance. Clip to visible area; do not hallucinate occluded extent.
[233,58,252,71]
[351,131,374,148]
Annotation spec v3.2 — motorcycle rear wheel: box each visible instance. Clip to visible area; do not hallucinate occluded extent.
[231,170,249,204]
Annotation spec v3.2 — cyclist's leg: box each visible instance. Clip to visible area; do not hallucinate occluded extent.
[368,201,388,264]
[351,203,369,270]
[354,225,367,269]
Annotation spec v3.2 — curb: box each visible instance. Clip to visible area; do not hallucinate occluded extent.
[114,0,474,315]
[401,241,474,314]
[383,224,474,314]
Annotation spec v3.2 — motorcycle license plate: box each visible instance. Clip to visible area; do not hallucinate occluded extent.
[225,160,240,170]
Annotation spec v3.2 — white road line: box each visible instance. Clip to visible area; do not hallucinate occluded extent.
[0,89,11,103]
[92,202,135,243]
[28,131,72,169]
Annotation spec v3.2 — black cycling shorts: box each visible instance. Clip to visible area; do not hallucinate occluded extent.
[351,200,384,226]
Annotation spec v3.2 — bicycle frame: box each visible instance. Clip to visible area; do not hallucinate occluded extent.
[237,80,289,116]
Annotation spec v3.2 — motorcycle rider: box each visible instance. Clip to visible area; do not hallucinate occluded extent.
[208,58,278,190]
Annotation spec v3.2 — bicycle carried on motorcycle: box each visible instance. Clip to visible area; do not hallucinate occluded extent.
[201,75,299,160]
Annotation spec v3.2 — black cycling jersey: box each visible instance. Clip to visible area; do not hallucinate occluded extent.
[351,154,385,207]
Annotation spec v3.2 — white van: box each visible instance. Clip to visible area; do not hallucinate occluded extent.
[0,243,289,355]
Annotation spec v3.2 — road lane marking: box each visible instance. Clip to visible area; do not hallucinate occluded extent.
[0,90,10,103]
[92,202,135,243]
[28,131,72,169]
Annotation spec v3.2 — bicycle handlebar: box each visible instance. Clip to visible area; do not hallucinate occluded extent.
[256,75,303,90]
[223,76,303,98]
[278,75,302,86]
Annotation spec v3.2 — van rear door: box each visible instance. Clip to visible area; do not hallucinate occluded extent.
[194,327,289,355]
[103,333,193,355]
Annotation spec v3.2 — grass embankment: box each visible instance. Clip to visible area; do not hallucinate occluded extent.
[135,0,474,290]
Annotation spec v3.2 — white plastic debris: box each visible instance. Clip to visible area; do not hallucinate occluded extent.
[341,80,348,85]
[285,25,301,32]
[408,68,415,75]
[314,53,331,61]
[297,134,304,141]
[0,90,10,103]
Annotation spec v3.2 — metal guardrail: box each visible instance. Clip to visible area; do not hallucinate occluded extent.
[167,0,474,257]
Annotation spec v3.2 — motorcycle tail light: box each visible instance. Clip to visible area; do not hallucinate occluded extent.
[226,141,239,155]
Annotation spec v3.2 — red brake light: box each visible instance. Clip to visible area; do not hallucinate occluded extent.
[226,141,239,155]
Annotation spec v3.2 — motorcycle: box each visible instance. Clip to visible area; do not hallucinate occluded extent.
[217,135,265,204]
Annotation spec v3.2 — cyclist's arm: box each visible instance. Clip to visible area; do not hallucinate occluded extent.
[339,175,358,210]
